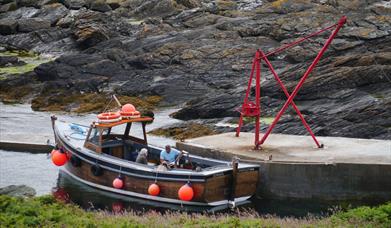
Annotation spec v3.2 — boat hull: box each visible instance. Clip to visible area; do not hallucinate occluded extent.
[53,121,259,206]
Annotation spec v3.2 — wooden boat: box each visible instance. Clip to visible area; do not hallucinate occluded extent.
[56,170,252,212]
[50,105,259,207]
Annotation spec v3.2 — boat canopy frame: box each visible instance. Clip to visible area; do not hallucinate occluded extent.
[84,117,154,153]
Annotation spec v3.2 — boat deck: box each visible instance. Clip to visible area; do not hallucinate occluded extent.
[178,132,391,164]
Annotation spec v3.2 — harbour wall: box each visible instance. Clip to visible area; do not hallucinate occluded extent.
[177,142,391,201]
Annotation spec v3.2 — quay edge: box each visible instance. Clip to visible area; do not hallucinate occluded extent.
[176,132,391,202]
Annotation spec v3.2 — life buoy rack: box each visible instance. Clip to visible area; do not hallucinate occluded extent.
[97,112,122,123]
[120,110,141,119]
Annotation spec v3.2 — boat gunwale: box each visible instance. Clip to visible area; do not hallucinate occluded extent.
[54,122,259,180]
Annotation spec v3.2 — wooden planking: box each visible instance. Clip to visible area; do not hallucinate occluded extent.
[110,146,123,159]
[234,170,259,197]
[204,174,232,203]
[203,169,259,202]
[64,158,210,202]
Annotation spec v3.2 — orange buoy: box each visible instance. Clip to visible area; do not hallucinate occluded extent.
[178,183,194,201]
[120,104,140,119]
[148,183,160,196]
[51,149,68,166]
[112,177,124,189]
[122,104,136,113]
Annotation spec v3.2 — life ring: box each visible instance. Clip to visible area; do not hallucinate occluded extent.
[97,112,121,120]
[70,155,81,167]
[97,117,122,123]
[91,164,103,176]
[97,112,121,123]
[120,110,141,119]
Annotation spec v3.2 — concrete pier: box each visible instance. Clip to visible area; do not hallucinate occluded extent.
[0,134,53,153]
[177,133,391,201]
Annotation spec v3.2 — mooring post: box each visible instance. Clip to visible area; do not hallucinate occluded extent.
[229,157,239,208]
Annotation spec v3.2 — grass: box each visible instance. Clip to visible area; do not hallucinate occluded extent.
[0,195,390,227]
[330,203,391,228]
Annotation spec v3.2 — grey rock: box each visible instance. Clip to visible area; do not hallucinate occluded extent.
[0,0,390,141]
[38,0,59,7]
[172,93,241,120]
[0,0,15,4]
[16,0,39,8]
[62,0,88,9]
[0,185,36,197]
[90,1,111,12]
[0,55,25,66]
[36,3,69,26]
[17,18,51,32]
[74,23,109,48]
[0,1,17,13]
[0,18,18,35]
[129,0,182,18]
[0,7,40,20]
[176,0,202,8]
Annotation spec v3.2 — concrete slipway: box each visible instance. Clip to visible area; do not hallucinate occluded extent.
[177,132,391,201]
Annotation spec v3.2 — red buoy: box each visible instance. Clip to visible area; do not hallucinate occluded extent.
[122,104,136,113]
[113,177,124,189]
[51,149,68,166]
[111,202,124,213]
[178,183,194,201]
[148,183,160,196]
[52,187,69,203]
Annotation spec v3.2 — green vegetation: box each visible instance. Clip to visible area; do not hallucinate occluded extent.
[0,50,52,78]
[0,195,390,227]
[126,18,144,25]
[0,63,39,75]
[149,123,216,140]
[0,50,37,58]
[228,117,275,125]
[330,203,391,228]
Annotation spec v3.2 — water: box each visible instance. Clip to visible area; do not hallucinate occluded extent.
[0,102,181,147]
[0,150,57,195]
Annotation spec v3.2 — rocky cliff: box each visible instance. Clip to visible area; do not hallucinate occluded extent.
[0,0,390,139]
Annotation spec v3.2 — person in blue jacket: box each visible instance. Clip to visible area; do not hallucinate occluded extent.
[160,145,183,168]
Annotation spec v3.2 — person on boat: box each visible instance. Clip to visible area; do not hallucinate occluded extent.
[160,145,183,168]
[136,148,148,165]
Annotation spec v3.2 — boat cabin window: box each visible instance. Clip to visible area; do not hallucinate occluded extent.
[87,127,99,145]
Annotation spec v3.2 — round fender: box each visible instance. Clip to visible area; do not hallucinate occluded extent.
[70,155,81,167]
[91,164,103,176]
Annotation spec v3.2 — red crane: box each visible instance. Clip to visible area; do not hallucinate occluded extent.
[236,16,347,149]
